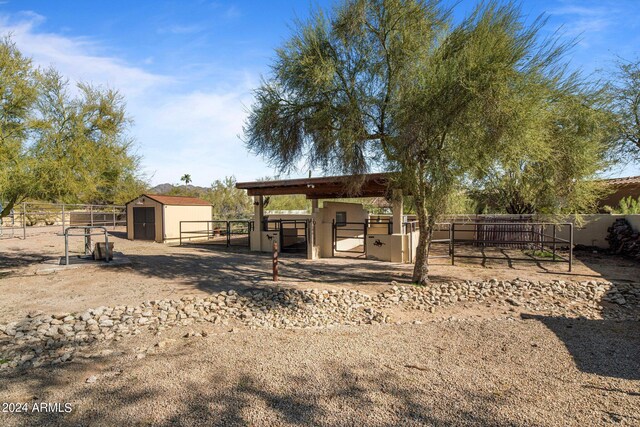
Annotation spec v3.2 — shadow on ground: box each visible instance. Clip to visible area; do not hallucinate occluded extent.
[125,247,460,294]
[0,357,533,427]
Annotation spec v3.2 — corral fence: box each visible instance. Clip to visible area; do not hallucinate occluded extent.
[0,202,126,240]
[404,217,573,271]
[179,220,253,247]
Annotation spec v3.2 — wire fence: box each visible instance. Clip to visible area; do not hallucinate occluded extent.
[0,202,126,240]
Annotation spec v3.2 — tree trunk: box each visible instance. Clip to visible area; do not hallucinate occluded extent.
[0,195,19,219]
[412,198,434,286]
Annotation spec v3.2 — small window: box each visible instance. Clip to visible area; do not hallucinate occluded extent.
[336,211,347,226]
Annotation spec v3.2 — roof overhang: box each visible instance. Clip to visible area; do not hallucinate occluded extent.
[236,173,394,199]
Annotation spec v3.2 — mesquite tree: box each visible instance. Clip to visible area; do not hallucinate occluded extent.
[244,0,599,284]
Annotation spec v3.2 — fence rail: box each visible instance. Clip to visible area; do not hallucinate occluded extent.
[425,221,573,271]
[179,220,252,247]
[0,202,126,239]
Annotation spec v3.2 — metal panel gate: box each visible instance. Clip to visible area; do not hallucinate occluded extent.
[332,220,366,256]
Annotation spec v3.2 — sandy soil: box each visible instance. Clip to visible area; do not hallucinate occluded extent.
[1,319,639,427]
[0,230,636,323]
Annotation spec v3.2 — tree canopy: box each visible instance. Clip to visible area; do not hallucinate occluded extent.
[244,0,615,284]
[609,57,640,161]
[0,37,146,217]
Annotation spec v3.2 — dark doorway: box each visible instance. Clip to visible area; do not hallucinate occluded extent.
[133,207,156,240]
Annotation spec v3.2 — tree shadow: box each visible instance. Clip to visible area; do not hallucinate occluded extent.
[123,247,460,295]
[0,354,533,427]
[521,289,640,381]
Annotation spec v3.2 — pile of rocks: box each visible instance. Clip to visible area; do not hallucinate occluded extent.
[607,218,640,259]
[0,280,637,370]
[378,279,639,318]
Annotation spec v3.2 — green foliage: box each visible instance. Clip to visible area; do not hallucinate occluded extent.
[180,174,192,185]
[243,0,613,284]
[207,176,253,220]
[0,37,146,217]
[609,57,640,160]
[605,196,640,214]
[265,195,310,212]
[471,87,615,214]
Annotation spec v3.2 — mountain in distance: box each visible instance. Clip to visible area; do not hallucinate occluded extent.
[148,183,209,195]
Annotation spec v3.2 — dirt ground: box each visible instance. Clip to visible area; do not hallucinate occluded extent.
[1,319,639,426]
[1,231,639,426]
[0,230,637,323]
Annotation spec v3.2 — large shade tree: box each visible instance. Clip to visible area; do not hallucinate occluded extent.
[0,37,145,217]
[244,0,610,284]
[609,57,640,161]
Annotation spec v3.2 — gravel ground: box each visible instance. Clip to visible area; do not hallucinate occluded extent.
[1,319,638,427]
[1,231,638,323]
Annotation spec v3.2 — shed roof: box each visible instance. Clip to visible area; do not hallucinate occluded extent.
[236,173,394,198]
[130,194,212,206]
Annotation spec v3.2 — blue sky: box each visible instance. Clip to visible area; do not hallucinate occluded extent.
[1,0,639,186]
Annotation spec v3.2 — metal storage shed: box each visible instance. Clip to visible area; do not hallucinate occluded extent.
[125,194,212,243]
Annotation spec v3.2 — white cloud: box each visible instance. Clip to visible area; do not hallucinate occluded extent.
[0,10,273,186]
[0,12,170,96]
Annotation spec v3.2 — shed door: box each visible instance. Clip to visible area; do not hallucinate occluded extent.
[133,207,156,240]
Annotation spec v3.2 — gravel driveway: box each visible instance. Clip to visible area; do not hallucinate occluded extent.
[1,319,638,426]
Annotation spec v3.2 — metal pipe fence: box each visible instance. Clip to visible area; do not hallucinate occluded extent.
[179,220,252,247]
[426,222,573,271]
[0,202,126,240]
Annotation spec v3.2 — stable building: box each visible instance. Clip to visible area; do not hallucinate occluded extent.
[125,194,212,243]
[236,173,419,263]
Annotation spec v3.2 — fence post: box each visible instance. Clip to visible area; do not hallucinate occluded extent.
[451,223,455,265]
[179,222,182,246]
[61,203,65,234]
[90,205,94,226]
[113,207,116,229]
[552,224,557,261]
[569,223,573,272]
[272,241,279,282]
[22,202,26,239]
[227,221,231,247]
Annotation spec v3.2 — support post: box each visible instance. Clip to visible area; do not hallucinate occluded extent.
[391,189,403,235]
[552,224,557,261]
[65,231,69,266]
[451,223,455,265]
[569,223,573,272]
[61,204,65,234]
[22,202,26,240]
[90,205,94,226]
[272,241,279,282]
[113,207,116,229]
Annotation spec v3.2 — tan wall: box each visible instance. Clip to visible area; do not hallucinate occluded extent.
[163,205,213,242]
[261,231,280,252]
[419,214,640,250]
[366,234,406,263]
[126,196,163,243]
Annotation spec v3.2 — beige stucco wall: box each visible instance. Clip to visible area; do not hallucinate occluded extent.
[163,205,213,242]
[261,231,280,252]
[126,196,163,243]
[418,214,640,250]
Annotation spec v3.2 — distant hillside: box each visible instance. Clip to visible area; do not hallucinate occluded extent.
[149,183,209,194]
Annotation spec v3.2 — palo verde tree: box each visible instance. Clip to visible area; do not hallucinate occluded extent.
[470,85,615,214]
[0,37,145,217]
[244,0,600,284]
[609,57,640,161]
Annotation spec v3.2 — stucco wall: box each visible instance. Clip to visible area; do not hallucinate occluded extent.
[421,214,640,250]
[126,196,163,243]
[164,205,213,242]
